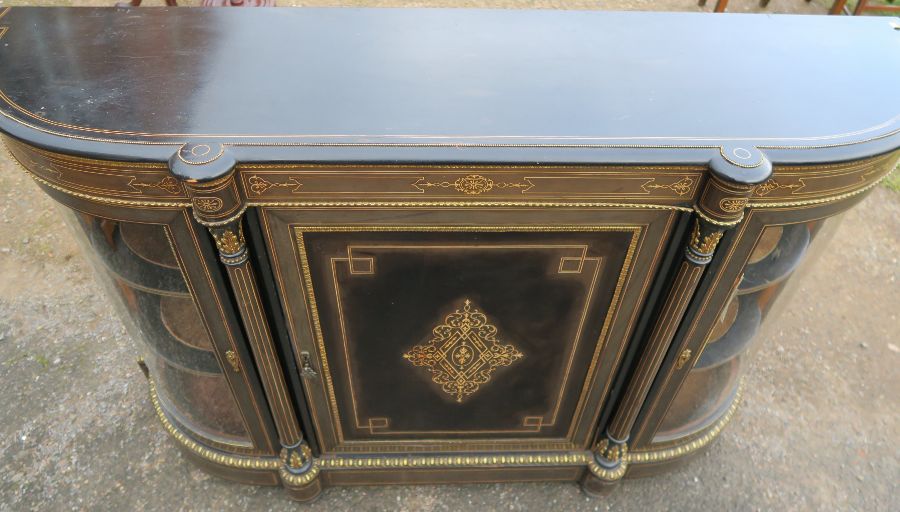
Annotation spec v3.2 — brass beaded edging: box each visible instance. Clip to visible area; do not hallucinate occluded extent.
[587,457,629,481]
[693,207,743,227]
[176,143,225,165]
[719,147,764,169]
[146,373,740,475]
[192,204,249,227]
[239,162,706,171]
[318,453,590,470]
[279,466,321,486]
[147,377,281,471]
[628,380,743,464]
[252,200,693,211]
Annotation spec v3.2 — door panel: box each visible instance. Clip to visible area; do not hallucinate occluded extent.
[260,208,678,454]
[55,204,279,456]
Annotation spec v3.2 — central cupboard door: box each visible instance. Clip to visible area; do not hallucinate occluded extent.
[259,207,678,454]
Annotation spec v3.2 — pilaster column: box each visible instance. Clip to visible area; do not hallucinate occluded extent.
[171,143,321,501]
[582,148,770,496]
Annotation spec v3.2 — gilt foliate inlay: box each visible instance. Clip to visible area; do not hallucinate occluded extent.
[403,299,523,403]
[213,227,245,255]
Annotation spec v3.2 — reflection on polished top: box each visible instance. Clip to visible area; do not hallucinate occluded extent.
[0,7,898,168]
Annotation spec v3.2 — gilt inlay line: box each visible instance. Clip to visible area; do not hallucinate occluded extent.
[247,175,304,195]
[413,175,534,195]
[641,176,695,196]
[754,178,804,196]
[127,176,181,195]
[403,299,523,402]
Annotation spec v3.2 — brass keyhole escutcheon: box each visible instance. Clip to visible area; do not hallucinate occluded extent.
[675,349,693,370]
[225,350,241,373]
[300,351,319,378]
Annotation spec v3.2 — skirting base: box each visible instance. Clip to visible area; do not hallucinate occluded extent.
[144,375,742,499]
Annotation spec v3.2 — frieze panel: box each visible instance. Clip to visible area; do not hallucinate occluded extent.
[750,151,899,205]
[5,134,896,211]
[238,165,703,203]
[4,136,187,200]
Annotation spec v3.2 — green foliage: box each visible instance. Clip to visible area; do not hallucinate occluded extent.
[34,354,50,369]
[882,166,900,193]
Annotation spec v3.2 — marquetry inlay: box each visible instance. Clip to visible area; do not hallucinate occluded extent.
[403,299,523,403]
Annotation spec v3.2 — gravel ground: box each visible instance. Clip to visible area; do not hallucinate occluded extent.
[1,1,898,511]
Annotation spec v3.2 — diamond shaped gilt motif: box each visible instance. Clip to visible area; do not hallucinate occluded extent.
[403,299,523,403]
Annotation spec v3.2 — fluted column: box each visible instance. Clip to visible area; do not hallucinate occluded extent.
[172,143,321,501]
[582,148,769,496]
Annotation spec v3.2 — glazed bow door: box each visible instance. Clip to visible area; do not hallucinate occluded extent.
[259,207,679,455]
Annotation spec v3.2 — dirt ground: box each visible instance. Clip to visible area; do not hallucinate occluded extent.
[1,1,899,511]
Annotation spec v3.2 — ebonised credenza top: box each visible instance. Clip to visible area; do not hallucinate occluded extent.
[0,7,898,177]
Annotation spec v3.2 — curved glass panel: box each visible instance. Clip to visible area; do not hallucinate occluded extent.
[655,215,844,442]
[60,210,249,444]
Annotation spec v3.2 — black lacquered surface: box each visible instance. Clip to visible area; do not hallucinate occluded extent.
[0,7,898,166]
[300,230,633,442]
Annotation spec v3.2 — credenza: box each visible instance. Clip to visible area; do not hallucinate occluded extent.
[1,7,897,501]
